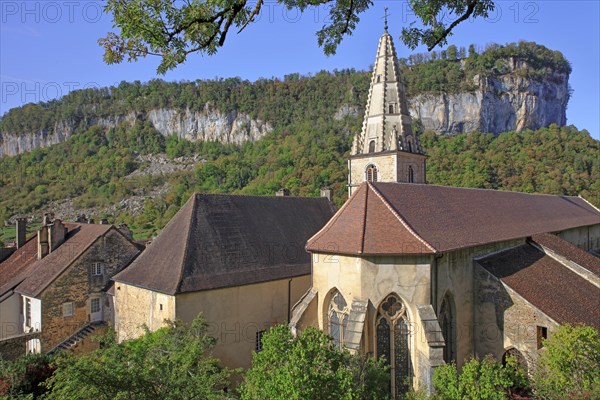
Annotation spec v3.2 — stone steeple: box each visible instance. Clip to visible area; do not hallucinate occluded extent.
[347,17,426,196]
[351,20,422,156]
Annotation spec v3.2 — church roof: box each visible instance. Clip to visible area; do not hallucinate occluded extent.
[477,243,600,330]
[306,182,600,255]
[113,193,336,295]
[531,233,600,276]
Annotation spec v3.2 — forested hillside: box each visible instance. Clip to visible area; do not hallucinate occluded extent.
[0,41,595,241]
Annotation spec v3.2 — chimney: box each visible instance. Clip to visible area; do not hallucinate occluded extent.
[37,226,49,260]
[118,224,133,240]
[42,212,54,225]
[16,218,27,249]
[276,188,290,197]
[320,188,333,202]
[37,215,67,259]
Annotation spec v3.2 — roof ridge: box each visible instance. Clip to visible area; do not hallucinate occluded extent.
[306,184,364,251]
[175,194,198,294]
[367,182,437,253]
[375,182,584,199]
[578,194,600,213]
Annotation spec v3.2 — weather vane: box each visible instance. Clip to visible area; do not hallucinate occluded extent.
[384,7,390,31]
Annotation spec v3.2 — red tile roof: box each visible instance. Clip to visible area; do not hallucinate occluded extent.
[113,193,336,295]
[307,182,600,255]
[531,233,600,276]
[477,244,600,330]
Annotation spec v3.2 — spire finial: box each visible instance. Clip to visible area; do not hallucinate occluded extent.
[383,7,390,31]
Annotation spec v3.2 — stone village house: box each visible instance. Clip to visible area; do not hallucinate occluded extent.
[0,214,141,358]
[0,23,598,398]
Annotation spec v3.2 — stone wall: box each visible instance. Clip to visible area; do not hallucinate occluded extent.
[39,228,140,351]
[0,332,40,361]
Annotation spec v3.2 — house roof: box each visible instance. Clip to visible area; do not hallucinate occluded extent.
[307,182,600,255]
[477,243,600,330]
[113,193,336,295]
[0,234,39,298]
[0,223,113,298]
[531,233,600,276]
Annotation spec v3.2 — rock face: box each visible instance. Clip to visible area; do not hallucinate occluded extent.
[409,61,569,135]
[0,105,272,157]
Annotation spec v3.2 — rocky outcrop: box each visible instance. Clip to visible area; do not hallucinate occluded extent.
[0,105,272,157]
[410,60,569,135]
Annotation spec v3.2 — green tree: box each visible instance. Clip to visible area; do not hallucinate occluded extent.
[240,325,389,400]
[432,355,528,400]
[0,353,55,399]
[446,45,458,60]
[99,0,496,74]
[533,324,600,399]
[44,316,232,400]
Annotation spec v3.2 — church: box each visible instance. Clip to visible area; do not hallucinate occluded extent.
[89,22,600,398]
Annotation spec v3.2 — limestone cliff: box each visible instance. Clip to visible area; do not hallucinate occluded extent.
[409,61,569,134]
[0,105,272,157]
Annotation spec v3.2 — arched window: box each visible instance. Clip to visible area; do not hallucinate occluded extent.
[502,348,528,373]
[389,104,394,114]
[407,141,413,153]
[368,140,376,153]
[366,165,378,182]
[328,290,349,348]
[376,294,412,397]
[377,75,381,83]
[439,294,456,363]
[407,166,415,183]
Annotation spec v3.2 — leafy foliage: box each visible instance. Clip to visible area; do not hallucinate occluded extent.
[99,0,496,74]
[0,353,55,399]
[43,316,232,400]
[240,325,389,400]
[532,324,600,399]
[431,355,529,400]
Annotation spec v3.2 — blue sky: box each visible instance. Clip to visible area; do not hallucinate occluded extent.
[1,1,599,139]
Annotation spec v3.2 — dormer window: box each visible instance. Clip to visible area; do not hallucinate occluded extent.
[366,164,378,182]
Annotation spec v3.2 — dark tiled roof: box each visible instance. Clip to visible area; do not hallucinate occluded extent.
[307,182,600,255]
[0,234,39,298]
[531,233,600,276]
[14,224,112,297]
[477,244,600,330]
[113,193,336,295]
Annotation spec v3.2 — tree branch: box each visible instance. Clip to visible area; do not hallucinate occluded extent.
[427,0,478,51]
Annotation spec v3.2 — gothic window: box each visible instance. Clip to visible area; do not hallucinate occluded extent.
[389,104,395,114]
[328,290,349,348]
[439,294,456,363]
[407,166,415,183]
[407,140,413,153]
[376,294,412,397]
[502,348,528,374]
[369,140,376,153]
[366,165,378,182]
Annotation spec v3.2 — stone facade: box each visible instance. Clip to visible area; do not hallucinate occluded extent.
[39,228,140,352]
[115,275,310,369]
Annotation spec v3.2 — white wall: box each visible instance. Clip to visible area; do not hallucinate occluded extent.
[0,293,22,339]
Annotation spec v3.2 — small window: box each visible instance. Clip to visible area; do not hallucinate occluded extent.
[407,166,415,183]
[537,326,548,349]
[91,263,103,276]
[25,298,32,327]
[368,140,376,153]
[376,74,381,83]
[366,164,378,182]
[389,104,394,114]
[63,302,74,317]
[159,304,163,311]
[256,330,266,352]
[90,298,100,314]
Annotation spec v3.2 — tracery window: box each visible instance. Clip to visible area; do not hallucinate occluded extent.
[366,164,378,182]
[439,294,455,363]
[376,294,412,397]
[328,290,349,348]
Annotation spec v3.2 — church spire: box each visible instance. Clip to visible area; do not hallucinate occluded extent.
[350,19,423,156]
[347,18,426,197]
